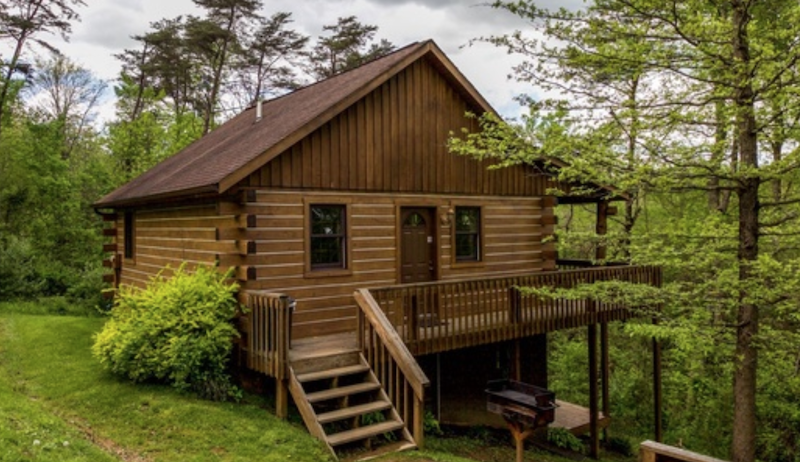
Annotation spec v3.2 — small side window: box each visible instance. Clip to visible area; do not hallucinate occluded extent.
[455,206,480,262]
[310,204,347,270]
[124,211,135,259]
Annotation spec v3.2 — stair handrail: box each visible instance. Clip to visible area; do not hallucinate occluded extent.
[354,288,430,446]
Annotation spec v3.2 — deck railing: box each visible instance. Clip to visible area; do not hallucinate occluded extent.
[354,289,430,447]
[639,441,727,462]
[245,291,292,380]
[366,266,661,356]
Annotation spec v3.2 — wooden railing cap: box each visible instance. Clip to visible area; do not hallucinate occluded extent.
[639,441,728,462]
[246,290,289,300]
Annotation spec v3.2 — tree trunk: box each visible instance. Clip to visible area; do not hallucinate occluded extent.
[731,2,759,461]
[0,33,30,142]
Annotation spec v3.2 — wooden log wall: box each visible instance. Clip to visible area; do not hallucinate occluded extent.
[115,204,235,288]
[220,190,556,339]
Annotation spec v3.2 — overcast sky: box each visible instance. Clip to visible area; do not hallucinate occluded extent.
[10,0,577,124]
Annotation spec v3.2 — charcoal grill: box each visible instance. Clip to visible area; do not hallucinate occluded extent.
[486,379,556,462]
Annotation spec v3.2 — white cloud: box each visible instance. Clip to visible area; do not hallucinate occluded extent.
[3,0,548,124]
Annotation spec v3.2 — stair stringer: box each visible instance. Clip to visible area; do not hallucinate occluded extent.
[288,366,336,457]
[287,353,417,460]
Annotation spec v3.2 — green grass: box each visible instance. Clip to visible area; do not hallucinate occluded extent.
[0,297,102,317]
[0,304,595,462]
[0,312,331,461]
[0,371,115,462]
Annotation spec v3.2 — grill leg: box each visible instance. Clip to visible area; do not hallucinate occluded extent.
[506,420,535,462]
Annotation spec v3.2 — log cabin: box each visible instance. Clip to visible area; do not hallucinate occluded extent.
[95,40,662,460]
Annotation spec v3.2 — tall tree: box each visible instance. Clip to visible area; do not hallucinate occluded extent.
[26,53,105,159]
[0,0,85,141]
[106,74,202,183]
[306,16,394,80]
[189,0,262,133]
[229,11,308,107]
[455,1,800,460]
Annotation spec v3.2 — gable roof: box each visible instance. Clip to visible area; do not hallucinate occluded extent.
[95,40,496,208]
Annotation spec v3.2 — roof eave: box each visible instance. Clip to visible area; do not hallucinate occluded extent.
[93,185,220,210]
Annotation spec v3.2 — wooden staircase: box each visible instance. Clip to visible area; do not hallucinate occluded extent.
[288,349,416,460]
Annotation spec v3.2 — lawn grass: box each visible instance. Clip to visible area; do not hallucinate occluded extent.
[0,306,598,462]
[0,312,331,461]
[0,365,115,462]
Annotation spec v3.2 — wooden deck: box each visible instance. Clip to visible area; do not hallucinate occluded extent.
[551,400,610,435]
[366,266,661,356]
[245,267,661,454]
[439,387,607,435]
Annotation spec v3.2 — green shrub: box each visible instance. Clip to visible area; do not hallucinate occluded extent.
[547,427,585,453]
[423,410,443,436]
[605,435,634,456]
[0,235,42,299]
[66,262,110,312]
[92,264,242,401]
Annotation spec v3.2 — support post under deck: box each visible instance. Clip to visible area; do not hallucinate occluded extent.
[588,322,599,458]
[276,378,289,419]
[601,322,610,441]
[653,334,663,442]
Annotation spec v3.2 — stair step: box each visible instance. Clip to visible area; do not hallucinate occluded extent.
[291,349,361,375]
[318,400,392,424]
[352,440,417,461]
[307,382,380,403]
[296,364,370,383]
[327,420,405,447]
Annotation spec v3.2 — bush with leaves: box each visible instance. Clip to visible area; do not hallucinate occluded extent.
[93,264,242,401]
[547,427,585,453]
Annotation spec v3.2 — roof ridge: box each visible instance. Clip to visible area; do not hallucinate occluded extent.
[246,41,424,111]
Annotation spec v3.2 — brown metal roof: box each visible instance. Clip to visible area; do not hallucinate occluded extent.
[95,40,494,208]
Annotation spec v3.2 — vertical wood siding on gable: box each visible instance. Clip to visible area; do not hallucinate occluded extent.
[240,59,560,196]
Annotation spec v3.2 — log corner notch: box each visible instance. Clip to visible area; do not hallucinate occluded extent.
[217,189,257,256]
[97,210,120,292]
[216,190,258,285]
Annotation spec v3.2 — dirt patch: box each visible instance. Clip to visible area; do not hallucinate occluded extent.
[67,417,152,462]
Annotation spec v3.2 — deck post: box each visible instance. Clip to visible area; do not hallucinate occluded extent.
[413,395,425,449]
[653,270,663,443]
[596,201,608,262]
[276,378,289,419]
[588,322,599,458]
[653,333,663,442]
[601,321,610,440]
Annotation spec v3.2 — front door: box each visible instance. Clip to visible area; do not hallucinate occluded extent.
[400,208,435,283]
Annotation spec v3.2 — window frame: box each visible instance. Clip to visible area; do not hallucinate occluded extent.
[123,210,135,262]
[304,200,352,277]
[452,205,484,266]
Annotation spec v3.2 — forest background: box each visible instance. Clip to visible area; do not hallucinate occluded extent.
[2,1,800,462]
